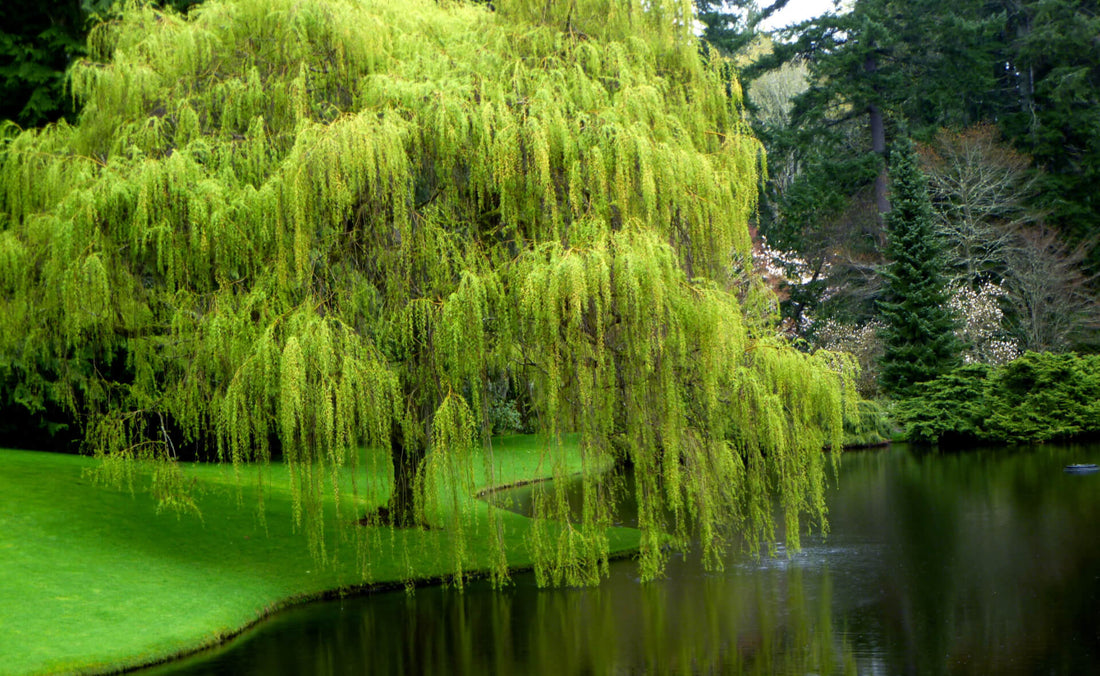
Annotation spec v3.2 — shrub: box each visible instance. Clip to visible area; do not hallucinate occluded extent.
[986,352,1100,443]
[896,364,991,444]
[898,352,1100,445]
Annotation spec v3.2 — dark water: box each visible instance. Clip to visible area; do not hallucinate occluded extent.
[146,444,1100,675]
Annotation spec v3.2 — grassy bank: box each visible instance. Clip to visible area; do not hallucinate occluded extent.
[0,437,640,675]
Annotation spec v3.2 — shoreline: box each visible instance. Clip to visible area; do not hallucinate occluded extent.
[127,545,641,676]
[122,472,637,676]
[9,437,879,675]
[0,444,640,676]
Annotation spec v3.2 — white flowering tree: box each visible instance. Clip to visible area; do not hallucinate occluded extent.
[946,282,1020,365]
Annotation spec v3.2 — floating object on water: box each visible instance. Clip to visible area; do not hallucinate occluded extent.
[1064,464,1099,474]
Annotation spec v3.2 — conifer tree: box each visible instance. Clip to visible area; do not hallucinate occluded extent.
[0,0,854,585]
[878,139,961,395]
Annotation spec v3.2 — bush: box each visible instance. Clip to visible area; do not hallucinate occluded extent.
[897,364,992,444]
[986,352,1100,442]
[898,352,1100,445]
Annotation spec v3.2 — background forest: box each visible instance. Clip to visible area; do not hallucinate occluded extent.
[700,0,1100,384]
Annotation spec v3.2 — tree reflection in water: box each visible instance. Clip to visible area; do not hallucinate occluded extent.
[148,443,1100,676]
[149,538,854,675]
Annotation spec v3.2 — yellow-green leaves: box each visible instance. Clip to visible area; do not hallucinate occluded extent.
[0,0,855,587]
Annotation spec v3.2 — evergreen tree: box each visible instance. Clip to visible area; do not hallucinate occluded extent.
[878,140,962,395]
[0,0,854,586]
[744,0,1015,327]
[999,0,1100,260]
[693,0,754,56]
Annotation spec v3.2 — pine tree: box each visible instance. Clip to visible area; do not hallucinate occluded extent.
[878,139,962,395]
[1001,0,1100,261]
[0,0,855,585]
[744,0,1010,327]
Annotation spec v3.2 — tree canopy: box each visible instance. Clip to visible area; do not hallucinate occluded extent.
[0,0,854,585]
[0,0,86,126]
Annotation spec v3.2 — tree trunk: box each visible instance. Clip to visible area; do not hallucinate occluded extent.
[865,55,890,232]
[372,427,425,528]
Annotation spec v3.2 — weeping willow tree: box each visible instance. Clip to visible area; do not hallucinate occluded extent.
[0,0,854,585]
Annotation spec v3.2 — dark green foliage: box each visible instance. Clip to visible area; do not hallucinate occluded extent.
[0,1,86,125]
[692,1,802,56]
[740,0,1100,337]
[693,0,754,55]
[786,0,1002,141]
[1000,0,1100,259]
[877,140,961,395]
[900,352,1100,444]
[987,351,1100,442]
[744,0,1009,328]
[897,364,992,444]
[0,1,201,126]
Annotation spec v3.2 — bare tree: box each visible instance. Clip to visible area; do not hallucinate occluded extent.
[918,124,1038,286]
[918,124,1100,356]
[1003,225,1100,352]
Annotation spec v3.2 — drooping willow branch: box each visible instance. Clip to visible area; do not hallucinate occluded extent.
[0,0,856,586]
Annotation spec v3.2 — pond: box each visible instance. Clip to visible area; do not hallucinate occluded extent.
[145,443,1100,675]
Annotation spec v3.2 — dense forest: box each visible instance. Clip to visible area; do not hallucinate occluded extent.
[699,0,1100,384]
[698,0,1100,441]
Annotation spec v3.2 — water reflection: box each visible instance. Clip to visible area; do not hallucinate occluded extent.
[148,444,1100,675]
[148,555,851,675]
[835,444,1100,675]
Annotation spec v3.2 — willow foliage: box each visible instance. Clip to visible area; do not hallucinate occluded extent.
[0,0,853,585]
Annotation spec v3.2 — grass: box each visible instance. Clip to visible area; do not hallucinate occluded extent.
[0,435,641,675]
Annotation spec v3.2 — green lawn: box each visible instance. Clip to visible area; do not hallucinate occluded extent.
[0,436,640,675]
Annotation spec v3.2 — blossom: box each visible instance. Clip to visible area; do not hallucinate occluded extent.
[947,281,1020,365]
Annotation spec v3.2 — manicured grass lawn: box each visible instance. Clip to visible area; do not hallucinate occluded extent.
[0,436,640,675]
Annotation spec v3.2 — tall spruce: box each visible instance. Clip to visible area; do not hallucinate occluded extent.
[878,139,962,395]
[0,0,855,586]
[1000,0,1100,261]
